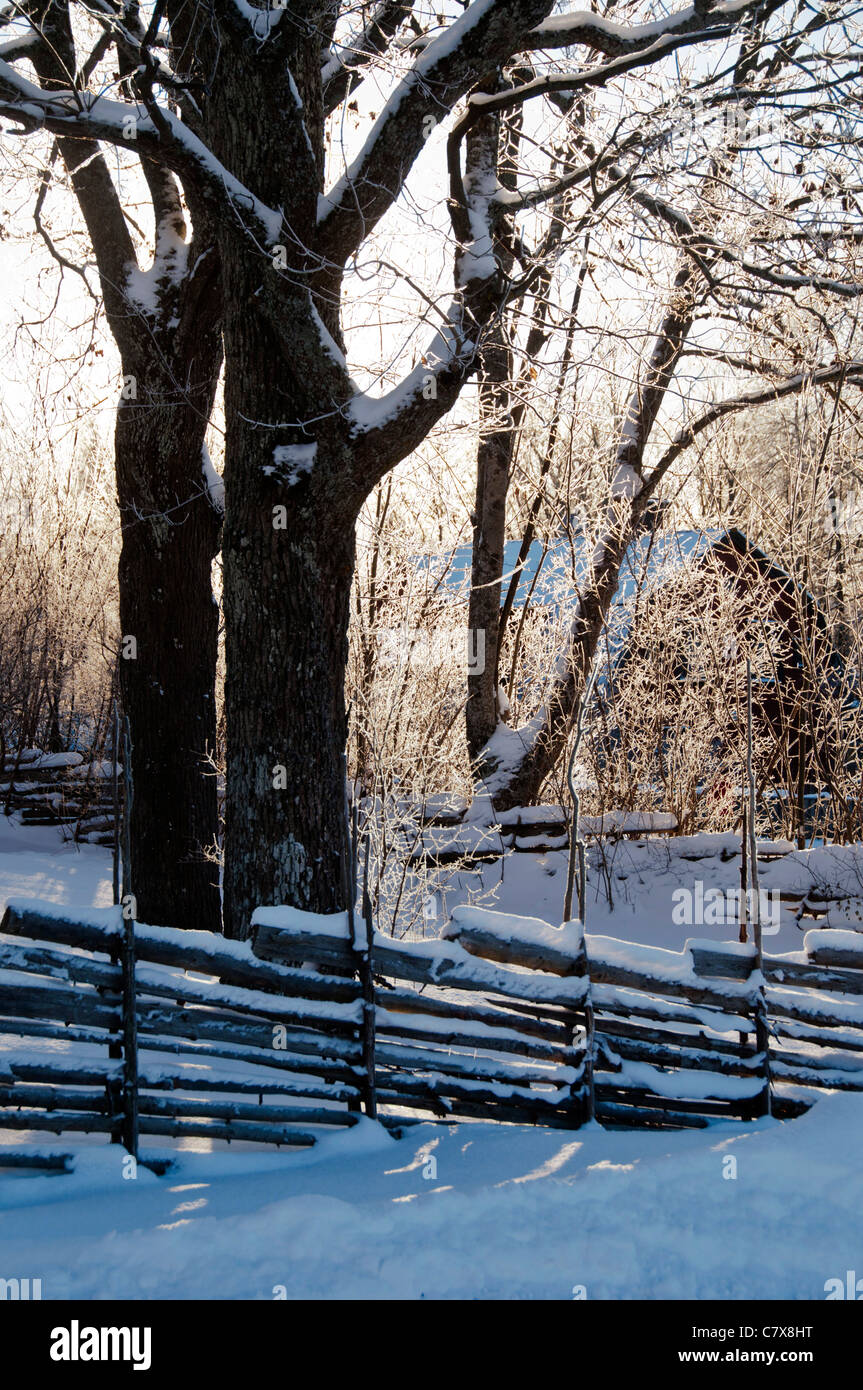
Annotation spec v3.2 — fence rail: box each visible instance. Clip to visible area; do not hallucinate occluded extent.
[1,751,119,844]
[3,895,863,1165]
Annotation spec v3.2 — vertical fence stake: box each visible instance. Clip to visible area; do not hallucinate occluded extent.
[120,907,139,1159]
[562,672,596,1128]
[343,763,377,1119]
[111,700,121,908]
[343,785,363,1117]
[121,715,133,906]
[107,704,124,1137]
[746,659,771,1118]
[576,935,596,1126]
[359,831,377,1120]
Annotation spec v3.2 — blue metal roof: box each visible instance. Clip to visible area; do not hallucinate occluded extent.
[418,528,723,610]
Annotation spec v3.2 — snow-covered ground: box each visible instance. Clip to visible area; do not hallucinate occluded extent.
[3,1097,863,1299]
[432,834,844,956]
[1,820,862,1301]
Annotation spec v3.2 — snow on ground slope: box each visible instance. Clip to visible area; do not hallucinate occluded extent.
[444,837,847,955]
[2,1099,863,1299]
[0,819,113,917]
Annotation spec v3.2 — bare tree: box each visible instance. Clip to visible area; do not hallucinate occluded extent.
[475,11,863,808]
[9,0,223,930]
[1,0,856,936]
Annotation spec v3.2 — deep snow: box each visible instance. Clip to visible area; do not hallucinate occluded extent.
[3,1099,863,1299]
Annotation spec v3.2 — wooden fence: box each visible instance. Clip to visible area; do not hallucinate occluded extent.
[2,751,118,845]
[2,896,863,1166]
[252,905,591,1129]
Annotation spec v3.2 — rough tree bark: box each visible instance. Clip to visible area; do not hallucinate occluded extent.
[32,2,223,930]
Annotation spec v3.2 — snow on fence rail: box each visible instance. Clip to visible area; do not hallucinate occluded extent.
[251,904,592,1129]
[0,902,367,1160]
[4,897,863,1163]
[405,803,680,863]
[1,750,119,844]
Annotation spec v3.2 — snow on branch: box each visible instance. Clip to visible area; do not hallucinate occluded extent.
[527,0,768,53]
[317,0,552,267]
[348,303,473,437]
[0,30,35,59]
[229,0,283,41]
[322,0,414,115]
[346,302,479,484]
[0,60,283,246]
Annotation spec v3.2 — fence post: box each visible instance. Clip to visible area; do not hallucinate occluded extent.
[358,832,377,1120]
[746,660,772,1119]
[120,908,139,1159]
[343,771,376,1120]
[111,700,121,908]
[573,933,595,1125]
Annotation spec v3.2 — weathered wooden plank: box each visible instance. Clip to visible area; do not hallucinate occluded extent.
[7,1061,121,1088]
[0,904,360,1003]
[378,985,570,1043]
[595,1101,710,1130]
[374,1011,579,1065]
[137,1036,362,1089]
[772,1016,863,1053]
[0,1018,121,1047]
[692,942,863,997]
[770,1057,863,1090]
[594,1082,748,1119]
[135,1093,357,1126]
[442,910,585,977]
[0,1110,116,1134]
[586,957,756,1014]
[376,1064,578,1110]
[133,965,361,1035]
[0,941,120,991]
[135,1001,363,1061]
[805,940,863,973]
[136,1116,319,1146]
[596,1015,756,1060]
[597,1032,762,1077]
[135,1068,357,1104]
[253,922,588,1009]
[376,1087,581,1128]
[0,1150,74,1171]
[0,1084,110,1111]
[0,981,120,1031]
[374,1039,575,1088]
[592,984,749,1034]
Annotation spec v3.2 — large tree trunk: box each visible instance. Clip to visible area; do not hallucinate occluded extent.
[32,1,224,932]
[216,288,356,937]
[115,360,221,932]
[205,29,361,938]
[201,9,521,933]
[221,495,355,937]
